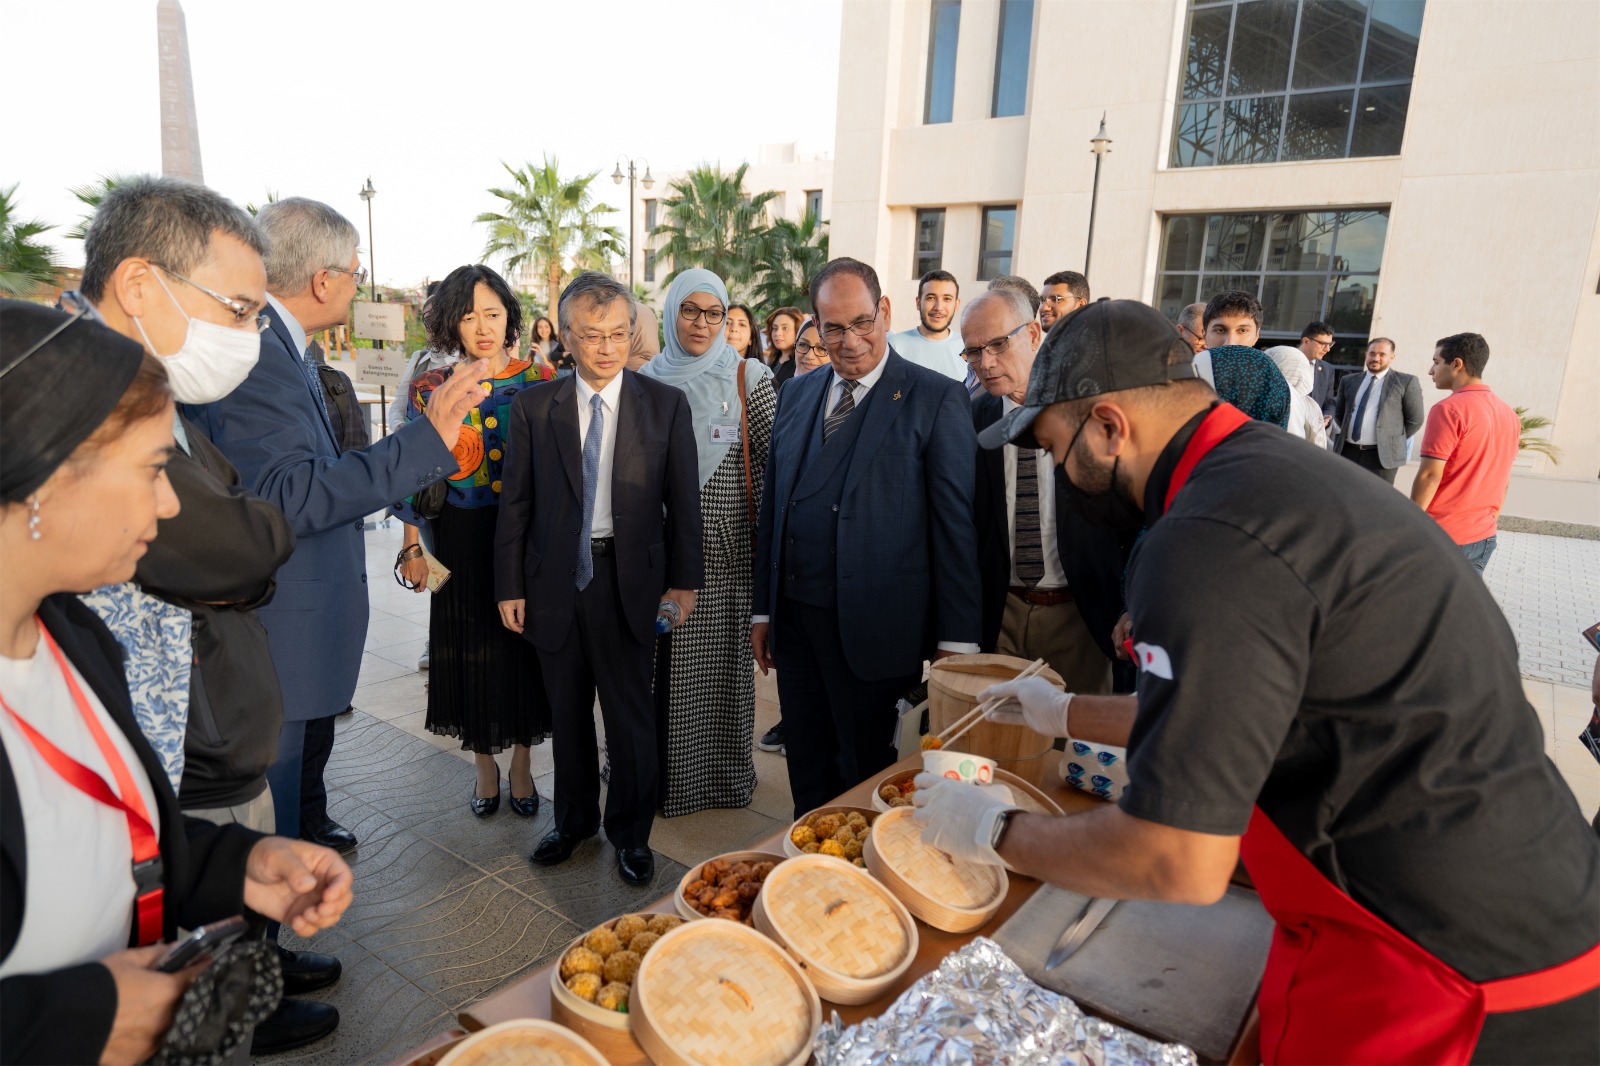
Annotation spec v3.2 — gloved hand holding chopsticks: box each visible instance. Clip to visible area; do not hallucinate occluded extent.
[980,676,1076,738]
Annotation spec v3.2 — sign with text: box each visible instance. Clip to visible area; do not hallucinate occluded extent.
[352,301,406,342]
[355,345,405,388]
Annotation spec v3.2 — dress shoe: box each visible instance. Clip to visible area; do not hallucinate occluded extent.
[277,945,341,995]
[618,847,655,885]
[470,788,501,817]
[508,775,540,817]
[530,829,591,866]
[250,998,339,1055]
[301,819,358,853]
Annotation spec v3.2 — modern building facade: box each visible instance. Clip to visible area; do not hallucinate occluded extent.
[830,0,1599,519]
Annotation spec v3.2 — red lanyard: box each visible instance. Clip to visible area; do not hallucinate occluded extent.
[0,620,164,945]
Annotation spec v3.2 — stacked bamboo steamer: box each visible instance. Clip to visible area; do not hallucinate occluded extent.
[870,767,1064,815]
[864,807,1007,932]
[752,854,918,1005]
[435,1019,607,1066]
[928,653,1064,785]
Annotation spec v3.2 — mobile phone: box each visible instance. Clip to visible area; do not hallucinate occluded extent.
[1584,622,1600,654]
[157,915,247,973]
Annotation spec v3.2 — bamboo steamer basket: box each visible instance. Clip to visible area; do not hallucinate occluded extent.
[864,807,1007,933]
[928,653,1063,786]
[870,767,1064,816]
[782,806,878,859]
[436,1019,607,1066]
[675,851,787,922]
[550,914,675,1065]
[752,854,918,1005]
[630,918,820,1066]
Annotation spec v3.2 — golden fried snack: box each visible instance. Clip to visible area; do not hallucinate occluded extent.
[628,931,660,956]
[921,735,943,750]
[888,795,912,808]
[603,949,642,985]
[751,861,776,878]
[812,814,842,839]
[584,927,622,958]
[843,839,864,860]
[802,842,821,853]
[831,826,855,845]
[596,982,629,1012]
[819,838,846,858]
[879,783,901,802]
[790,824,818,847]
[852,856,867,868]
[565,972,603,1002]
[845,812,869,830]
[559,946,604,980]
[613,914,648,944]
[737,880,762,901]
[646,913,683,937]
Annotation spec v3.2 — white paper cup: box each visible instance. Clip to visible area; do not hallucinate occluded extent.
[921,748,996,784]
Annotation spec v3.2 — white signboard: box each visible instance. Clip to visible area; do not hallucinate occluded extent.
[355,345,405,388]
[352,301,406,342]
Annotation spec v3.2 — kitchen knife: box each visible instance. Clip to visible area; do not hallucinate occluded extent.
[1046,896,1118,969]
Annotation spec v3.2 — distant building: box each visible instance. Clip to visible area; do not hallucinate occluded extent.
[156,0,204,183]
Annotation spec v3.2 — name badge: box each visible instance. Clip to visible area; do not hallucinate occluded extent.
[709,423,741,444]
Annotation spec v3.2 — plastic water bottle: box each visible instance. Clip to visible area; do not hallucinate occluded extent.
[655,600,682,635]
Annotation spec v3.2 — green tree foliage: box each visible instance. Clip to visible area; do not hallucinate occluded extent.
[0,185,61,298]
[1513,406,1561,463]
[650,164,776,296]
[65,174,129,241]
[751,211,829,313]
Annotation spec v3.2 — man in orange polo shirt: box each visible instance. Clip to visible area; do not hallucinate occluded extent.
[1410,332,1520,573]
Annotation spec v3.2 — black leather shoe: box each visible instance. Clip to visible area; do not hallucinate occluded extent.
[618,847,655,885]
[277,945,341,995]
[530,830,591,866]
[249,998,339,1055]
[301,819,358,853]
[470,788,500,817]
[508,776,540,817]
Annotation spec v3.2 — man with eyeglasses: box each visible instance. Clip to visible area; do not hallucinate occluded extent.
[1175,302,1208,355]
[1038,270,1091,331]
[753,258,980,818]
[1297,320,1338,419]
[964,290,1122,696]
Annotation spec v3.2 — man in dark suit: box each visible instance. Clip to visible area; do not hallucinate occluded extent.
[963,289,1125,694]
[495,272,701,885]
[1331,336,1425,484]
[1298,320,1339,418]
[182,198,488,851]
[752,258,981,817]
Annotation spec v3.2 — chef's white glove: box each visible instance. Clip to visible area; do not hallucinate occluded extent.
[979,677,1075,738]
[911,772,1020,867]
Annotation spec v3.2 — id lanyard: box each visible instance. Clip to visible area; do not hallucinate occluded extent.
[0,620,163,945]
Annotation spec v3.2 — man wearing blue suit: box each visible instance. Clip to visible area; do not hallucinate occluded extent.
[752,258,982,817]
[183,198,488,849]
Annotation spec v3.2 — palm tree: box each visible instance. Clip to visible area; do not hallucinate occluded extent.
[0,185,61,298]
[65,174,130,241]
[475,156,625,315]
[650,164,777,295]
[751,212,829,313]
[1513,406,1562,463]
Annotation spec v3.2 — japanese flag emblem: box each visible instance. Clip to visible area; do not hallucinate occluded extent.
[1133,642,1174,680]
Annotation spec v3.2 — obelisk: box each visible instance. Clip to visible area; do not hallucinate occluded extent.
[156,0,204,183]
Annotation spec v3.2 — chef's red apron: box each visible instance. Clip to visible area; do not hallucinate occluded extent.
[1164,404,1600,1064]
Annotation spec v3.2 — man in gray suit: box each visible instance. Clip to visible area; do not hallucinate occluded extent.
[1332,337,1424,484]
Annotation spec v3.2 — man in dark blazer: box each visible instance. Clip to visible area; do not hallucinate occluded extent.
[752,258,981,818]
[1298,320,1339,417]
[182,198,488,851]
[1331,336,1425,484]
[495,272,701,886]
[963,290,1127,694]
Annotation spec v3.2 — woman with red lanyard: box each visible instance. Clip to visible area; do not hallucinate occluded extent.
[915,300,1600,1063]
[0,304,357,1066]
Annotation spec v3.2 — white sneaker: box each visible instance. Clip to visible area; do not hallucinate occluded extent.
[418,641,429,671]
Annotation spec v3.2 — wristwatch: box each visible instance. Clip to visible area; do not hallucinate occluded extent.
[988,809,1015,853]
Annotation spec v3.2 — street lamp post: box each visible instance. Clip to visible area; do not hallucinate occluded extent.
[612,157,654,287]
[1085,115,1112,279]
[357,176,388,436]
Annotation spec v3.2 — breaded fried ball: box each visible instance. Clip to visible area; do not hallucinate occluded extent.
[802,842,821,853]
[646,914,683,937]
[613,914,648,944]
[845,812,869,830]
[819,838,846,858]
[852,857,867,868]
[603,949,642,985]
[878,783,901,801]
[843,839,864,860]
[597,981,630,1012]
[812,814,842,839]
[584,926,622,958]
[559,946,604,980]
[628,931,660,956]
[790,824,817,847]
[889,795,913,808]
[831,825,855,845]
[565,972,603,1002]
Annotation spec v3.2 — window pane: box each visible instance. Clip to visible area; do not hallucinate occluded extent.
[1204,213,1269,273]
[644,200,657,230]
[1363,0,1423,81]
[1182,5,1233,99]
[805,190,823,220]
[1220,94,1285,164]
[1332,210,1388,272]
[1201,274,1262,305]
[991,0,1034,117]
[978,207,1017,280]
[916,208,946,274]
[1228,0,1297,94]
[924,0,961,124]
[1326,275,1379,334]
[1157,274,1199,321]
[1292,0,1368,88]
[1282,90,1354,160]
[1267,212,1339,271]
[1171,101,1221,167]
[1261,273,1328,332]
[1350,83,1409,156]
[1162,215,1209,272]
[1326,338,1366,366]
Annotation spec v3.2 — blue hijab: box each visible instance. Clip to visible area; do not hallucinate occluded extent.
[640,269,772,487]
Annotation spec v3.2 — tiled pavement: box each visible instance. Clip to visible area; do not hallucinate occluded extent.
[258,520,1597,1064]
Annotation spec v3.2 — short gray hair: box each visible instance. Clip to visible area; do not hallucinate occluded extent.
[81,176,265,302]
[985,274,1040,316]
[557,271,636,340]
[255,198,359,295]
[1177,301,1205,334]
[963,287,1034,330]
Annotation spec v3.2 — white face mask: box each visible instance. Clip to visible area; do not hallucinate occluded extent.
[131,271,261,403]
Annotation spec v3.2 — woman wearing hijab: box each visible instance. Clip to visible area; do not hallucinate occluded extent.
[641,270,777,816]
[793,317,831,376]
[1264,345,1330,447]
[1194,344,1292,428]
[0,302,353,1065]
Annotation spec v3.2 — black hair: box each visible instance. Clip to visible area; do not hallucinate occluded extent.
[917,268,959,300]
[1436,332,1490,377]
[1300,320,1333,341]
[1202,289,1263,329]
[426,281,442,298]
[810,258,883,313]
[423,264,522,356]
[727,303,764,361]
[1042,270,1090,302]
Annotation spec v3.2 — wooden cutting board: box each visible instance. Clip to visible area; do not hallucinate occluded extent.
[993,884,1272,1063]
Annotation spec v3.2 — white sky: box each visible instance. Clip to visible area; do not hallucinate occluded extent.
[1,0,842,288]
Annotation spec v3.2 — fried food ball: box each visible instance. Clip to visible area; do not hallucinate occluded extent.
[831,825,855,845]
[845,813,868,830]
[603,950,642,985]
[922,735,943,750]
[852,857,867,868]
[584,927,622,958]
[812,814,842,839]
[750,861,776,879]
[613,914,648,944]
[878,783,901,802]
[790,825,818,847]
[819,838,846,858]
[843,839,864,860]
[888,795,913,808]
[597,982,630,1012]
[646,914,683,936]
[565,972,603,1002]
[802,842,820,853]
[628,931,660,956]
[560,947,604,981]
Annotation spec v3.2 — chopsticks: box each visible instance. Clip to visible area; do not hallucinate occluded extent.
[929,658,1047,750]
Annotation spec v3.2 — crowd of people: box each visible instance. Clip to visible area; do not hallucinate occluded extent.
[0,170,1594,1064]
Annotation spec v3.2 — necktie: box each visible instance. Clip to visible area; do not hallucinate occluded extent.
[1351,373,1377,444]
[963,366,984,398]
[301,350,331,422]
[576,394,603,590]
[823,379,858,443]
[1014,446,1045,585]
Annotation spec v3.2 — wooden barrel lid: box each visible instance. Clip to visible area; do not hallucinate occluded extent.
[928,653,1063,700]
[870,807,1005,909]
[631,919,819,1066]
[759,855,912,979]
[435,1019,607,1066]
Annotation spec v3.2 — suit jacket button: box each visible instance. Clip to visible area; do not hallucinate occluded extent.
[832,504,839,512]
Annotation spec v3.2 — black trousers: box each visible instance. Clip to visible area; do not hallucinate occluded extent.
[773,598,920,819]
[1340,440,1398,484]
[536,551,657,849]
[265,714,336,839]
[299,714,335,828]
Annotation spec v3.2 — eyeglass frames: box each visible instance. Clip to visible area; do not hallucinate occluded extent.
[325,264,370,287]
[959,321,1030,365]
[151,264,271,332]
[818,308,880,347]
[678,304,726,325]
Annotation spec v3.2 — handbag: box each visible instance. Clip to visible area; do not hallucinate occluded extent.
[414,478,448,521]
[737,360,755,554]
[152,939,282,1065]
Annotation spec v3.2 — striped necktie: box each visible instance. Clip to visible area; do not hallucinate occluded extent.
[823,379,858,443]
[1014,446,1045,586]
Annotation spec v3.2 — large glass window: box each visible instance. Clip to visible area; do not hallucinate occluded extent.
[924,0,961,124]
[805,189,823,221]
[991,0,1034,118]
[977,206,1017,281]
[1156,208,1389,359]
[643,199,658,282]
[915,209,946,276]
[1172,0,1422,167]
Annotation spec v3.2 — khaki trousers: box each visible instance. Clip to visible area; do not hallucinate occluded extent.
[996,594,1111,696]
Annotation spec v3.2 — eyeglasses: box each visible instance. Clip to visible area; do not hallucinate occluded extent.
[959,321,1030,365]
[575,329,632,348]
[1041,293,1084,307]
[818,308,880,347]
[152,264,270,332]
[678,304,726,325]
[1308,337,1334,351]
[795,339,828,359]
[0,304,91,380]
[325,264,370,287]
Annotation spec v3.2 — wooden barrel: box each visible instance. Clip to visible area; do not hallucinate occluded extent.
[928,653,1062,786]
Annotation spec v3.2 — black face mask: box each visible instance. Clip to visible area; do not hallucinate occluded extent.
[1056,417,1145,532]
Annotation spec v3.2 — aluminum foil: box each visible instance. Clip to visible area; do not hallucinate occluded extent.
[813,938,1196,1066]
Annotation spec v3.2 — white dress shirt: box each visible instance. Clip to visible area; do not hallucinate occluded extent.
[575,372,624,538]
[1349,368,1389,445]
[1002,397,1067,589]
